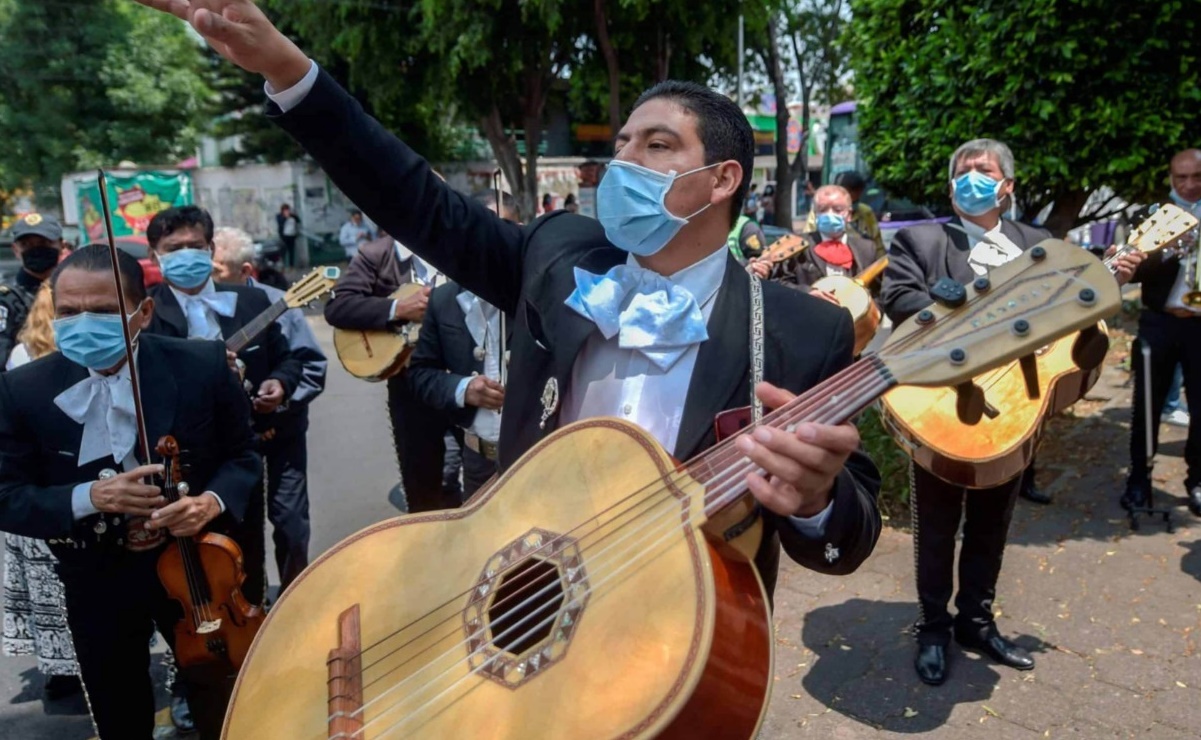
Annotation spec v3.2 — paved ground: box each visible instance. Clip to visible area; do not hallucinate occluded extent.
[2,314,1199,738]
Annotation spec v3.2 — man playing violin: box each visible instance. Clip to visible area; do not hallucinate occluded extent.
[135,0,882,604]
[0,245,260,739]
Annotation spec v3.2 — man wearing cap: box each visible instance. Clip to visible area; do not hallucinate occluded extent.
[1,213,69,368]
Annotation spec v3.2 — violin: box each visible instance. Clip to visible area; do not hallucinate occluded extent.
[154,435,265,672]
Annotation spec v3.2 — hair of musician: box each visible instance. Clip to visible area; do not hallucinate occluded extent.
[834,170,867,192]
[50,243,147,304]
[633,80,754,225]
[948,139,1015,181]
[213,226,257,269]
[146,205,215,251]
[473,189,519,221]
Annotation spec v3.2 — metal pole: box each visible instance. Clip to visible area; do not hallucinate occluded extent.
[737,15,745,108]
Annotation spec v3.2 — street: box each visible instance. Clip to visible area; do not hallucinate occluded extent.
[1,313,1199,738]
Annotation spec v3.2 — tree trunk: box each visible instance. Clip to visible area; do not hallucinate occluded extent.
[594,0,622,135]
[480,105,525,216]
[655,25,672,81]
[1042,189,1089,238]
[764,16,794,229]
[518,67,550,223]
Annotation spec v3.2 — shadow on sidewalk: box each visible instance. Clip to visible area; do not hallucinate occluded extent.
[799,598,1049,732]
[1181,540,1201,583]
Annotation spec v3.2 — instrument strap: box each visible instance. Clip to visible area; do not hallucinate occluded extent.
[750,273,765,424]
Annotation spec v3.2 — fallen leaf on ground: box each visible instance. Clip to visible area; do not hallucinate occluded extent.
[983,706,1000,718]
[903,707,918,718]
[1177,681,1188,688]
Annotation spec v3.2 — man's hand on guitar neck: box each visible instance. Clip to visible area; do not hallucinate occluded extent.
[132,0,310,92]
[734,383,860,519]
[393,286,432,323]
[748,258,772,280]
[1103,244,1146,286]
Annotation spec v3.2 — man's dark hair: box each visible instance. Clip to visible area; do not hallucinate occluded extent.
[50,243,147,304]
[632,80,754,224]
[281,203,291,211]
[146,205,214,251]
[350,209,363,217]
[473,189,519,220]
[834,171,867,192]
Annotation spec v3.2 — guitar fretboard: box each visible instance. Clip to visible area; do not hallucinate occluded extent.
[226,299,288,353]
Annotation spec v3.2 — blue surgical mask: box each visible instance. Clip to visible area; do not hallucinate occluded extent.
[1170,189,1199,213]
[597,160,718,256]
[53,305,142,372]
[157,247,214,289]
[952,171,1005,216]
[816,212,847,239]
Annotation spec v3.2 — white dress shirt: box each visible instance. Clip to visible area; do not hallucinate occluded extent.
[269,66,830,535]
[170,278,236,340]
[453,292,503,443]
[1165,197,1201,312]
[956,219,1023,275]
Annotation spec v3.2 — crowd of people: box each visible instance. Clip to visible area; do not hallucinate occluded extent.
[0,0,1194,736]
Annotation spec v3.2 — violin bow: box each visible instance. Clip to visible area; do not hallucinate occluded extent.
[494,168,508,387]
[96,169,154,466]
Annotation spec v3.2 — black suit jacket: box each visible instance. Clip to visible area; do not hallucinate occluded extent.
[0,335,261,567]
[272,68,882,585]
[324,235,418,331]
[881,216,1052,324]
[775,230,880,293]
[408,282,513,429]
[146,282,302,425]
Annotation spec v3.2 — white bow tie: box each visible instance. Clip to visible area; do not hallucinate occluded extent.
[182,291,237,339]
[54,373,138,467]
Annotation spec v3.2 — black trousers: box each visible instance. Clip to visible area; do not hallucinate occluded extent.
[280,235,298,267]
[237,474,268,606]
[911,463,1020,646]
[387,373,461,512]
[262,427,312,592]
[462,444,499,498]
[59,550,231,740]
[1128,310,1201,487]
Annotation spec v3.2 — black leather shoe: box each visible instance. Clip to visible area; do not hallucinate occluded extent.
[1120,479,1151,511]
[955,629,1035,670]
[1020,484,1052,505]
[171,694,196,733]
[914,644,947,686]
[1188,485,1201,517]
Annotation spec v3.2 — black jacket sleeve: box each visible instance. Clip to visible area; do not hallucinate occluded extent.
[880,227,936,324]
[263,317,303,400]
[324,241,397,331]
[407,295,476,429]
[0,374,75,539]
[203,343,262,525]
[273,70,527,316]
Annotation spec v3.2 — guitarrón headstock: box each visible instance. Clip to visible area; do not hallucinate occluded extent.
[284,266,341,308]
[878,240,1120,387]
[761,234,812,264]
[1128,203,1198,254]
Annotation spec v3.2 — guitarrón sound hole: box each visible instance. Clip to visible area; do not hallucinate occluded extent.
[488,558,564,656]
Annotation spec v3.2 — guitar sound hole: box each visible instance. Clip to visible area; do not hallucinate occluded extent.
[488,558,564,656]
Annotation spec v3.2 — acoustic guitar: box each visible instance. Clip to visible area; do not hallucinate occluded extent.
[882,205,1200,489]
[221,246,1117,739]
[755,233,812,266]
[811,256,889,355]
[333,282,427,381]
[225,266,341,355]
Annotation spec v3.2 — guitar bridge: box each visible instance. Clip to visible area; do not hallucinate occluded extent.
[328,605,364,739]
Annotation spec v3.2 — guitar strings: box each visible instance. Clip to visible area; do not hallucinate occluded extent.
[337,367,890,734]
[346,370,891,738]
[344,356,884,675]
[164,455,214,627]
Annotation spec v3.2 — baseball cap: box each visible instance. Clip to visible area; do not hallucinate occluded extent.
[11,213,63,242]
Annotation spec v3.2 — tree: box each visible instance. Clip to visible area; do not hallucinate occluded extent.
[758,0,851,228]
[0,0,212,206]
[847,0,1201,236]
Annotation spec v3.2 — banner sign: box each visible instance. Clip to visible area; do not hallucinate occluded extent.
[76,171,194,241]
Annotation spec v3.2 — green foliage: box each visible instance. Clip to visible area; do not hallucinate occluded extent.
[857,406,911,518]
[0,0,212,203]
[846,0,1200,229]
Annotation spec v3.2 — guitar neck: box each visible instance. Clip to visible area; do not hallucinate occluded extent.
[691,355,896,517]
[855,256,889,286]
[226,299,289,353]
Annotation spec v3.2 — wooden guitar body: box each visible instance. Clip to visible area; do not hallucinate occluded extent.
[810,274,881,356]
[157,532,266,671]
[222,419,772,739]
[880,326,1107,489]
[332,282,425,381]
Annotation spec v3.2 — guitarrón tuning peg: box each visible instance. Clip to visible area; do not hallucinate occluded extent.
[954,381,986,425]
[1018,353,1040,400]
[930,278,967,308]
[1071,325,1109,371]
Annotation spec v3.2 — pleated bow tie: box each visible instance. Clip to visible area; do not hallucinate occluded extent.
[564,263,708,371]
[183,290,237,339]
[54,373,138,467]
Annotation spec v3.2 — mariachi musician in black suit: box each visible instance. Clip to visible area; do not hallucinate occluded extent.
[138,0,882,599]
[143,205,302,605]
[881,138,1142,686]
[0,245,260,739]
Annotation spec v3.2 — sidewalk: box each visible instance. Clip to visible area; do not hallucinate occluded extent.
[762,335,1201,737]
